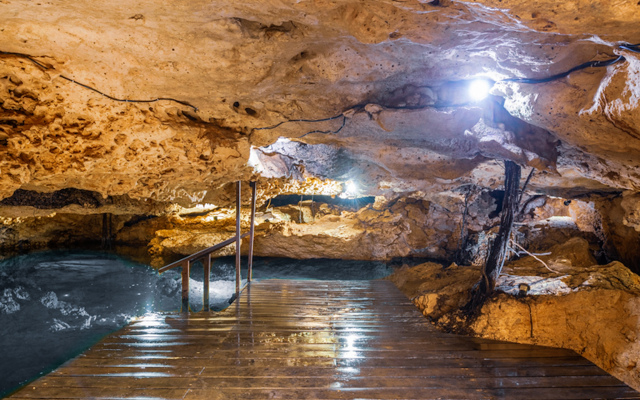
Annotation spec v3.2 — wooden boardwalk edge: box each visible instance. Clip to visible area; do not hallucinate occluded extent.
[7,279,640,400]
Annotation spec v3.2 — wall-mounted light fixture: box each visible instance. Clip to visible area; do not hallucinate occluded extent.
[340,180,359,199]
[468,79,494,102]
[517,283,530,297]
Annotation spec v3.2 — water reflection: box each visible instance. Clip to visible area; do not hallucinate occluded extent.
[342,332,361,360]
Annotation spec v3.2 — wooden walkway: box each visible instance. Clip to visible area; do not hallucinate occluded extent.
[8,280,639,399]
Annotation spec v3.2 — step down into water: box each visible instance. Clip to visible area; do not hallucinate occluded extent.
[7,280,639,399]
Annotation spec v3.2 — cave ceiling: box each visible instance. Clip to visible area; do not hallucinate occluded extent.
[2,0,640,210]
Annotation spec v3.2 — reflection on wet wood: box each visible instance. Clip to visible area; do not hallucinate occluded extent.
[8,280,639,399]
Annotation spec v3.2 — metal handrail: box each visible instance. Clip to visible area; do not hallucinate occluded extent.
[158,181,258,313]
[158,232,249,273]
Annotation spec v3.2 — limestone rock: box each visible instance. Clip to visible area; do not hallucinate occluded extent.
[504,237,597,276]
[470,271,640,393]
[387,262,481,320]
[1,1,640,204]
[390,237,640,391]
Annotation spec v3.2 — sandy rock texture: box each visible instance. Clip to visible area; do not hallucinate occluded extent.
[3,184,636,277]
[1,0,640,208]
[116,196,466,266]
[2,0,640,277]
[390,237,640,391]
[0,193,462,265]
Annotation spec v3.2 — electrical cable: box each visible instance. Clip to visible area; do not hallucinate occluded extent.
[502,42,640,84]
[299,115,347,138]
[502,55,625,84]
[59,76,198,111]
[0,50,198,111]
[254,42,639,134]
[618,43,640,53]
[253,113,344,131]
[0,50,50,70]
[3,40,639,134]
[619,44,640,53]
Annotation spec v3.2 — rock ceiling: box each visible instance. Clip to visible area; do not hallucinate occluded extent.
[2,0,640,209]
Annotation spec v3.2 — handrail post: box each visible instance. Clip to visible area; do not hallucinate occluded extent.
[248,181,257,282]
[203,254,211,312]
[181,260,190,313]
[235,181,242,295]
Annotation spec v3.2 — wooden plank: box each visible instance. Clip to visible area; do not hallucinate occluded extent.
[7,279,639,400]
[10,387,188,399]
[49,365,611,379]
[32,374,624,390]
[181,387,640,400]
[95,337,539,350]
[60,355,598,369]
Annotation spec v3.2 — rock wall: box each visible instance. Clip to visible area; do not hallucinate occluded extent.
[1,194,465,266]
[598,193,640,271]
[389,237,640,392]
[469,283,640,393]
[2,185,629,274]
[3,1,640,205]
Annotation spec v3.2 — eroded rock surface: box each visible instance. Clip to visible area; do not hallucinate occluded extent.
[390,237,640,391]
[2,2,640,387]
[1,0,640,206]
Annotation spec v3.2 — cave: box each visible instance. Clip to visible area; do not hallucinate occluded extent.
[2,0,640,398]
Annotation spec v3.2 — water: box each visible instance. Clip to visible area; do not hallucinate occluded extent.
[0,251,391,396]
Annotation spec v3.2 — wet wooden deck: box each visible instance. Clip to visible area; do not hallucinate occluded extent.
[8,280,639,399]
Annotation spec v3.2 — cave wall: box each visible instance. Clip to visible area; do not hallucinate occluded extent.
[598,194,640,272]
[3,0,640,206]
[2,185,628,276]
[389,237,640,391]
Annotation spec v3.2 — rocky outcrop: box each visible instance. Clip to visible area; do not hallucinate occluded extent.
[128,196,468,266]
[2,2,640,392]
[0,192,466,265]
[389,237,640,392]
[1,185,626,275]
[1,1,640,206]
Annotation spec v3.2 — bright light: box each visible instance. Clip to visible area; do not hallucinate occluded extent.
[346,181,357,194]
[247,146,263,173]
[468,79,493,102]
[340,181,359,199]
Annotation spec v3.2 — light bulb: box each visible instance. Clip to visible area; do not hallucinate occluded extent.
[346,181,357,194]
[468,79,493,102]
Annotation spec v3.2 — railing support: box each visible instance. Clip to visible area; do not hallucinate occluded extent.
[248,181,257,282]
[158,181,257,312]
[203,254,211,312]
[181,260,190,313]
[235,181,242,295]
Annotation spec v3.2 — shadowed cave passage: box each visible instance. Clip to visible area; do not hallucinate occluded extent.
[267,194,376,210]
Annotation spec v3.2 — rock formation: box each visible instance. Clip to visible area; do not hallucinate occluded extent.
[389,237,640,391]
[3,0,640,392]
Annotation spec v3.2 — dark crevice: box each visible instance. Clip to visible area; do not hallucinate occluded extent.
[124,215,157,228]
[266,194,375,210]
[488,190,504,219]
[0,188,103,209]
